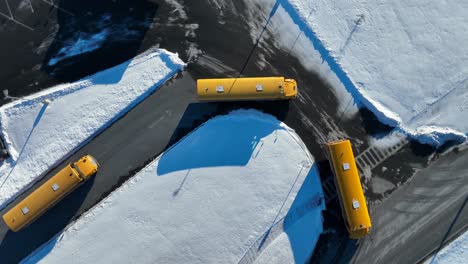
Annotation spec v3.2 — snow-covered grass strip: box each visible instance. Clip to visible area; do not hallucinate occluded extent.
[285,0,468,146]
[424,231,468,264]
[21,109,325,264]
[0,48,185,210]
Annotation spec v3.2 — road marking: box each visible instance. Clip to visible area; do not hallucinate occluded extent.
[148,116,164,129]
[370,148,384,160]
[365,152,378,165]
[5,0,12,17]
[26,0,34,13]
[40,0,74,16]
[323,177,337,203]
[0,0,77,32]
[355,132,409,181]
[0,0,34,31]
[360,153,373,166]
[148,110,171,129]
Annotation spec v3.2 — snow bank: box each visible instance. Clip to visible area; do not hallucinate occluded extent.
[22,110,325,264]
[424,231,468,264]
[285,0,468,146]
[0,49,185,210]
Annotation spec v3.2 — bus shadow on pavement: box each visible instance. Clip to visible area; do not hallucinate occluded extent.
[309,204,358,264]
[308,160,357,263]
[0,175,96,263]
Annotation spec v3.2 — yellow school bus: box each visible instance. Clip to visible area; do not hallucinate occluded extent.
[197,77,297,101]
[326,140,371,239]
[2,155,99,232]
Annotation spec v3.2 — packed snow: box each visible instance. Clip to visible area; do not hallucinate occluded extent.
[0,49,185,210]
[424,231,468,264]
[284,0,468,146]
[22,110,325,264]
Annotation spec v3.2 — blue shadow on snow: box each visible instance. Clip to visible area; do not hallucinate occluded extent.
[156,115,278,175]
[87,60,132,84]
[239,163,326,263]
[0,103,49,190]
[282,163,326,263]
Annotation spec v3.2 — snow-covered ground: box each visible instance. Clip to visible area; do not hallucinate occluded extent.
[21,110,325,264]
[253,208,324,264]
[424,231,468,264]
[0,49,185,210]
[284,0,468,146]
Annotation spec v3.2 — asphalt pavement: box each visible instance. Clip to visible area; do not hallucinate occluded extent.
[0,1,372,261]
[351,146,468,264]
[0,0,466,263]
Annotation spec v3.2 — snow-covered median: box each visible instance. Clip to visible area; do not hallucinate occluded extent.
[285,0,468,146]
[0,49,185,209]
[22,110,325,264]
[424,231,468,264]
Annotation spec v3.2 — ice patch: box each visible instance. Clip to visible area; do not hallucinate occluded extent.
[48,30,109,66]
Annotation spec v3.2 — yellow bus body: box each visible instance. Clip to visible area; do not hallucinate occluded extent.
[2,155,99,232]
[326,140,371,239]
[197,77,297,101]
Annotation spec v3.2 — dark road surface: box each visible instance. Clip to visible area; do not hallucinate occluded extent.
[311,146,468,264]
[351,147,468,264]
[0,1,368,262]
[0,0,466,263]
